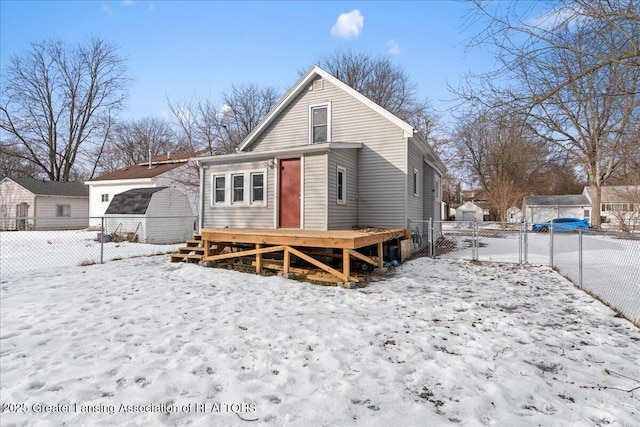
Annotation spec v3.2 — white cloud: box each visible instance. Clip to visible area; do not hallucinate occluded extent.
[387,39,400,55]
[101,4,112,15]
[148,2,155,11]
[122,0,133,5]
[331,10,364,39]
[217,104,232,119]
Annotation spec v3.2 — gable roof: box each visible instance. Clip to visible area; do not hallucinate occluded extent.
[105,187,167,215]
[237,65,416,152]
[523,194,590,206]
[4,177,88,197]
[88,153,194,182]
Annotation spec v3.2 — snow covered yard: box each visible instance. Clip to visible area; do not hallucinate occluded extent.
[1,256,639,426]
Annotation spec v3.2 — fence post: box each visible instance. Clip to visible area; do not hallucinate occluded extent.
[518,222,523,265]
[100,216,105,264]
[549,222,554,267]
[523,221,529,264]
[578,229,583,289]
[473,221,479,261]
[429,218,435,259]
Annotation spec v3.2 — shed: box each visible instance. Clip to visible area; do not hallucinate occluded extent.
[104,187,193,244]
[456,201,485,222]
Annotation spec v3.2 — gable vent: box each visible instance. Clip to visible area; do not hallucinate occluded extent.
[313,79,324,91]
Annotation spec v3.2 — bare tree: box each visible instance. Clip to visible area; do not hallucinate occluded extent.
[169,84,279,156]
[460,0,640,227]
[316,49,431,124]
[0,145,39,178]
[453,108,553,221]
[0,38,129,181]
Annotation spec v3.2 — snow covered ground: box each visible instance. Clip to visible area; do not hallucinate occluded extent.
[1,255,639,426]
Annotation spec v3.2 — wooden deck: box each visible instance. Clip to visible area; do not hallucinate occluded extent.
[176,227,409,284]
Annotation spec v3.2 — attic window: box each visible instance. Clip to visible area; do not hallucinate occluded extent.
[313,79,324,91]
[309,103,331,144]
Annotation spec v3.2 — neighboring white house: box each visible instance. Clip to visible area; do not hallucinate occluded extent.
[104,187,194,244]
[522,194,591,224]
[85,153,198,226]
[456,201,485,222]
[0,177,88,230]
[583,185,640,230]
[194,65,447,231]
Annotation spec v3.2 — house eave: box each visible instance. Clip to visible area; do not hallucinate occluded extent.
[85,178,156,186]
[195,142,363,166]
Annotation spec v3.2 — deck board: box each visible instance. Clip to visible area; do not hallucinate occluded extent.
[200,227,408,250]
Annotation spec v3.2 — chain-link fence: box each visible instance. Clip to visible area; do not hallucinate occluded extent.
[408,219,640,325]
[0,216,198,277]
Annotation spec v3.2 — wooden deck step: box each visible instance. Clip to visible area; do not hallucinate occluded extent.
[170,253,203,263]
[178,246,205,254]
[170,232,205,263]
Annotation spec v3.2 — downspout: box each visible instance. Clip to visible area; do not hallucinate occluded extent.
[197,160,205,231]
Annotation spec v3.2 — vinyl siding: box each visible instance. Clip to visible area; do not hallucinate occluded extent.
[202,160,274,228]
[247,76,408,228]
[303,154,327,230]
[407,141,424,226]
[0,180,35,230]
[34,196,89,230]
[327,149,358,229]
[145,188,194,243]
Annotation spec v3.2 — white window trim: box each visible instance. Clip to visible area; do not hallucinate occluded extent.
[337,165,347,205]
[308,102,331,144]
[211,169,267,207]
[231,173,245,204]
[435,175,441,202]
[413,168,419,197]
[101,193,109,202]
[250,171,267,205]
[212,175,226,205]
[56,204,71,217]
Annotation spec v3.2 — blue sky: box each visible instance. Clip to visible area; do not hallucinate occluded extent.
[1,1,529,125]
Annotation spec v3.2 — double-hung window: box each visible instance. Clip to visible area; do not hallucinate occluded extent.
[337,166,346,205]
[251,172,265,204]
[232,174,244,203]
[213,176,226,204]
[56,205,71,217]
[310,103,330,144]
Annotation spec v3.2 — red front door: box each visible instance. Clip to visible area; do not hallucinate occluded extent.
[279,158,301,228]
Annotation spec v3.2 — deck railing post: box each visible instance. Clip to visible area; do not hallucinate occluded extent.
[524,221,528,264]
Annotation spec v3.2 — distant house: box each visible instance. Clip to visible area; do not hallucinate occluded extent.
[583,185,640,229]
[507,207,523,223]
[104,187,194,244]
[194,65,446,231]
[455,201,485,222]
[522,194,591,224]
[0,177,88,230]
[85,153,198,226]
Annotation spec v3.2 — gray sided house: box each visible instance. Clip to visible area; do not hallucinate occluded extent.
[104,187,193,244]
[522,194,591,224]
[0,177,88,230]
[195,65,446,231]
